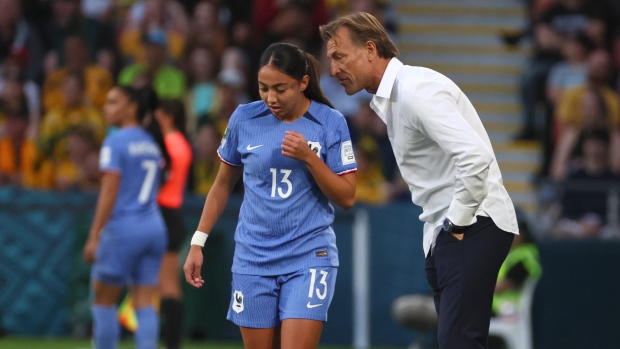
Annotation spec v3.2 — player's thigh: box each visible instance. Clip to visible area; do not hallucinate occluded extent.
[279,267,338,323]
[280,319,323,349]
[226,273,279,329]
[240,326,281,349]
[131,284,159,309]
[93,281,123,306]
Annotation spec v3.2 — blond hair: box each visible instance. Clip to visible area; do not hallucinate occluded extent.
[319,12,399,59]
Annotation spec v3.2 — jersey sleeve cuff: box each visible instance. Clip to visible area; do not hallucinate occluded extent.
[99,166,122,174]
[217,149,242,167]
[336,168,357,176]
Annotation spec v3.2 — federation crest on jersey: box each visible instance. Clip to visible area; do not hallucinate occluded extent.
[307,141,322,158]
[341,140,355,165]
[221,127,229,147]
[99,146,111,167]
[233,290,244,313]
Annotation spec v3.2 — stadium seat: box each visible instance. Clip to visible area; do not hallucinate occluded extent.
[489,278,539,349]
[391,294,438,349]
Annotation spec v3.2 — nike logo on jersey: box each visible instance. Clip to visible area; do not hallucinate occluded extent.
[247,144,264,150]
[307,302,323,309]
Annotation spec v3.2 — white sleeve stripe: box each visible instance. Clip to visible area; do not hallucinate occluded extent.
[337,168,357,176]
[100,167,122,173]
[217,150,242,167]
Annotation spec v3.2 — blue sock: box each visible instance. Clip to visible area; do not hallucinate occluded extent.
[136,306,159,349]
[91,305,120,349]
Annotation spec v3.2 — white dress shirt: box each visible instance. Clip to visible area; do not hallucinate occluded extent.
[370,58,519,256]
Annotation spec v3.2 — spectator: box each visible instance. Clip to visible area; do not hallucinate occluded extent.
[552,50,620,179]
[38,72,105,189]
[349,98,398,183]
[551,129,620,239]
[185,46,220,140]
[546,33,592,106]
[211,67,248,135]
[354,136,388,205]
[39,0,115,74]
[124,0,190,38]
[118,29,186,98]
[253,0,331,55]
[81,0,114,22]
[185,0,228,57]
[0,97,52,188]
[516,0,607,140]
[64,125,100,191]
[191,124,220,196]
[43,35,113,112]
[0,0,44,82]
[119,0,187,64]
[492,216,541,318]
[0,55,40,137]
[220,46,249,77]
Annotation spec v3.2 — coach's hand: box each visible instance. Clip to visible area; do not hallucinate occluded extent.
[83,237,98,264]
[282,131,313,163]
[184,245,205,288]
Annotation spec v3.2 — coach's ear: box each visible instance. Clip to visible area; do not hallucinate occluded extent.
[365,40,378,61]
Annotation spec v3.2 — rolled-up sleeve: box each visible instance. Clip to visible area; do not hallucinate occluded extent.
[407,81,494,227]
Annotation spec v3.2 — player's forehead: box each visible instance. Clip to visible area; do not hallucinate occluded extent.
[257,65,296,86]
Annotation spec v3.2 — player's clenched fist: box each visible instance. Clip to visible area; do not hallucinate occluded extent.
[282,131,312,162]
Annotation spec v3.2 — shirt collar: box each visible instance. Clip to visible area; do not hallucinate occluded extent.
[375,57,404,99]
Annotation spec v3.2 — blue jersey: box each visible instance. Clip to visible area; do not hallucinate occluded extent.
[217,100,357,276]
[99,126,164,228]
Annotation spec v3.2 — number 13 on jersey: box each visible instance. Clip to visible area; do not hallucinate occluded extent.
[270,168,292,198]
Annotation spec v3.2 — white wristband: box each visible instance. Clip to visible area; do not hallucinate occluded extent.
[190,231,209,247]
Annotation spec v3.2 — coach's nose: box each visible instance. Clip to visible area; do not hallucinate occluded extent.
[330,62,340,77]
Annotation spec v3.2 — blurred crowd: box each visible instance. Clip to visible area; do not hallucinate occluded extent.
[0,0,406,205]
[507,0,620,239]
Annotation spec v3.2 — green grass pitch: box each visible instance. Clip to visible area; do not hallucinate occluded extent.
[0,337,403,349]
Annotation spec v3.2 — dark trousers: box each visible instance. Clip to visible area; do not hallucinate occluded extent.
[425,216,514,349]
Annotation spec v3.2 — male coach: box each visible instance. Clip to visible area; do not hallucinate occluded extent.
[320,12,519,349]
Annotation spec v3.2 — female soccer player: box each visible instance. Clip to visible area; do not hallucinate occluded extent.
[83,86,167,349]
[154,99,193,349]
[183,42,357,349]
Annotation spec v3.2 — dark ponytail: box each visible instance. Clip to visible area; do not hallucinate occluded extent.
[304,53,334,109]
[259,43,334,109]
[116,85,171,175]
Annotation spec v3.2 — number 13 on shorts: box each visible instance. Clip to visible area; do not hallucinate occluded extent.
[308,268,328,303]
[302,267,337,320]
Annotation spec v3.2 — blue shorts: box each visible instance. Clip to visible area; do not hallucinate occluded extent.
[91,218,167,287]
[226,267,338,328]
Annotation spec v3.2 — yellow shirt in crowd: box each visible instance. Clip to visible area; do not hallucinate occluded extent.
[0,138,54,189]
[119,29,186,63]
[43,66,114,112]
[556,85,620,127]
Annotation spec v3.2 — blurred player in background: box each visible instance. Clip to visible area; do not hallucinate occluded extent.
[183,42,357,349]
[83,86,167,349]
[154,99,193,349]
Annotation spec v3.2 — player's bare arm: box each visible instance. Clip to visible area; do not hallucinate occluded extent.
[183,164,242,288]
[83,171,121,263]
